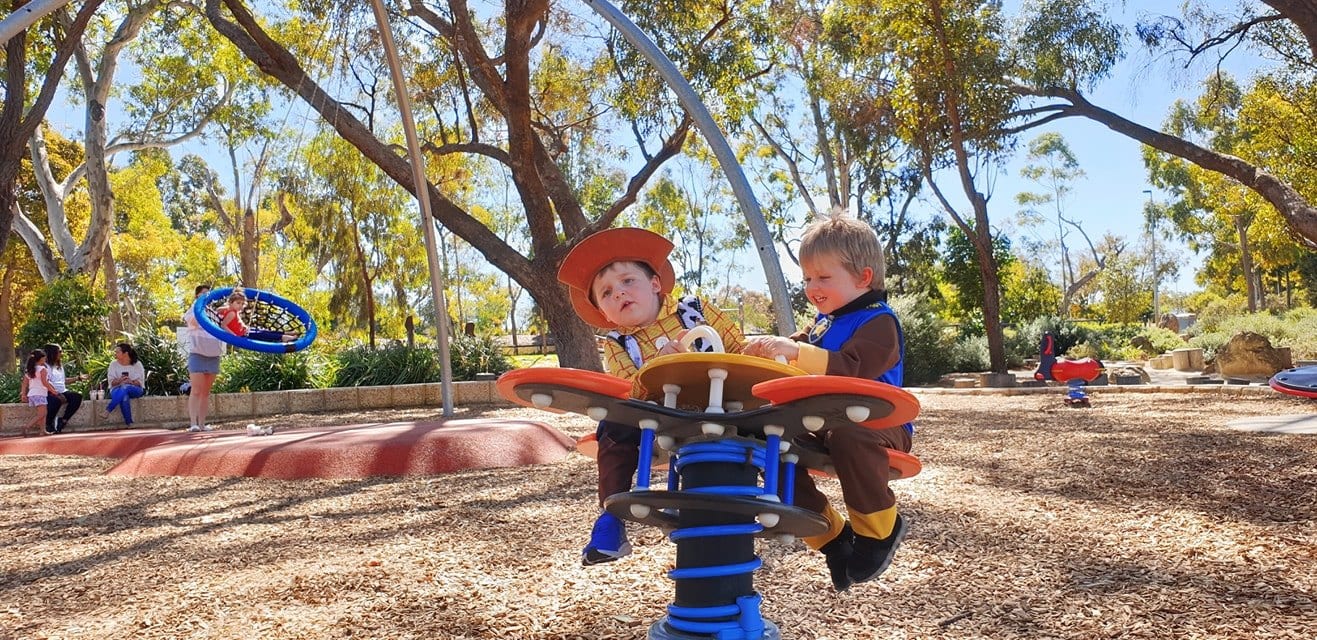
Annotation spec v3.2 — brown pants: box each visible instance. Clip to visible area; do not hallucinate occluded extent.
[785,424,912,516]
[595,420,641,507]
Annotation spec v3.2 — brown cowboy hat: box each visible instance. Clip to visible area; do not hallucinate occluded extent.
[557,227,676,329]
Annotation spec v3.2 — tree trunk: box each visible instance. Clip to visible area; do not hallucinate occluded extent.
[103,242,124,337]
[929,0,1007,373]
[1235,215,1258,312]
[0,260,16,372]
[202,0,628,371]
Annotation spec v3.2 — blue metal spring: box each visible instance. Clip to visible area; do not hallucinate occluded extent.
[660,439,772,638]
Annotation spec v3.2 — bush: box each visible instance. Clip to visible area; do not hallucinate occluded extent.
[1137,327,1186,356]
[215,349,336,393]
[16,275,111,356]
[0,371,22,404]
[948,335,989,373]
[889,295,955,386]
[332,337,511,387]
[450,335,513,380]
[83,328,188,396]
[1187,332,1229,362]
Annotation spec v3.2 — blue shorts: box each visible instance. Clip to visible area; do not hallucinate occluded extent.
[188,354,221,374]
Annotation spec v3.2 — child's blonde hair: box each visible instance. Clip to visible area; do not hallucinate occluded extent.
[227,288,248,303]
[799,212,886,291]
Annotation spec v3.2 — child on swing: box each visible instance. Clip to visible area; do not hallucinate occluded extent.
[19,349,61,437]
[219,288,299,343]
[557,227,746,566]
[743,214,914,592]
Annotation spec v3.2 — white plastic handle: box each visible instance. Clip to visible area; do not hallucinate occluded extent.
[678,325,725,353]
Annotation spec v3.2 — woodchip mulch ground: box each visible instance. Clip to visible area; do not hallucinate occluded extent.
[2,391,1314,640]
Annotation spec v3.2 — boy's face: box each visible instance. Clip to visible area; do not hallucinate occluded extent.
[802,252,872,315]
[591,262,663,328]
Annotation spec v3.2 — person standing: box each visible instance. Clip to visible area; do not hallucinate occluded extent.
[42,343,86,434]
[184,284,225,432]
[19,349,60,437]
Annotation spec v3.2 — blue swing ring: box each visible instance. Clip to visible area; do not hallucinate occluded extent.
[193,287,318,354]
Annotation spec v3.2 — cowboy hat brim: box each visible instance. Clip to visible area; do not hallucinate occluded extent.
[558,228,676,329]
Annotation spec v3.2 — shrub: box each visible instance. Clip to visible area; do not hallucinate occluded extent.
[948,335,989,373]
[889,295,955,386]
[450,335,513,380]
[0,371,22,404]
[216,349,337,393]
[331,337,511,387]
[1137,327,1187,356]
[1187,332,1229,362]
[83,328,188,396]
[16,275,111,355]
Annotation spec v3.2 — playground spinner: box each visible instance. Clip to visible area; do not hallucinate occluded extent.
[499,351,922,640]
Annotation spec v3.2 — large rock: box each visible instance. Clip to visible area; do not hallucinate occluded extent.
[1106,365,1150,385]
[1210,332,1291,380]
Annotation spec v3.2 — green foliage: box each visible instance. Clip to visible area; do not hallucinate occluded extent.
[216,350,336,393]
[1137,327,1187,356]
[948,335,989,373]
[449,335,514,381]
[1186,332,1229,363]
[332,337,512,387]
[0,371,23,404]
[888,295,955,386]
[942,227,1014,330]
[83,329,188,396]
[1197,308,1317,359]
[16,275,112,355]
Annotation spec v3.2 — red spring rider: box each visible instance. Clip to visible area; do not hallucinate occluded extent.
[1033,332,1104,406]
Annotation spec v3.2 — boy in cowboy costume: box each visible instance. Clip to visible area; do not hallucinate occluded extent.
[744,214,913,592]
[558,227,746,565]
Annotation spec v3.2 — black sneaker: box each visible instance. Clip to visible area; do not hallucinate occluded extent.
[847,514,908,584]
[819,521,855,592]
[54,418,66,434]
[44,427,56,435]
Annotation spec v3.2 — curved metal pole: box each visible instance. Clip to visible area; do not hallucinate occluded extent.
[581,0,796,334]
[0,0,74,44]
[369,0,454,416]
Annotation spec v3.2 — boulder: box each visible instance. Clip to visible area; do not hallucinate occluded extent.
[1106,365,1151,385]
[1211,332,1291,380]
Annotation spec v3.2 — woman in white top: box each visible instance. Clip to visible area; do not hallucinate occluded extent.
[42,343,86,434]
[184,284,226,432]
[104,342,146,426]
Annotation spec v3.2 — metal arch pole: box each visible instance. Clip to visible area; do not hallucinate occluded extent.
[580,0,796,334]
[1,0,75,44]
[369,0,454,416]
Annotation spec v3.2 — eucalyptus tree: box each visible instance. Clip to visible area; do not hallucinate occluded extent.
[1014,132,1109,318]
[16,1,233,335]
[202,0,768,369]
[0,0,104,255]
[745,0,934,297]
[1010,0,1317,249]
[285,131,424,347]
[881,0,1018,372]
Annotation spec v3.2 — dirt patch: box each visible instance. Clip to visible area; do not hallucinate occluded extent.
[2,393,1315,639]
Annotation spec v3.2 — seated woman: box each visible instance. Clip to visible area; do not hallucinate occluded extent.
[103,342,146,426]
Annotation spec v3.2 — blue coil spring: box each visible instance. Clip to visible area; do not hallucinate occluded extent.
[662,439,771,638]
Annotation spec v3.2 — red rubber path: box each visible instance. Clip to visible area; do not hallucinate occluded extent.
[0,419,575,479]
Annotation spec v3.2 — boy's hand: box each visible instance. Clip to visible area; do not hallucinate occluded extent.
[655,334,689,356]
[743,336,799,363]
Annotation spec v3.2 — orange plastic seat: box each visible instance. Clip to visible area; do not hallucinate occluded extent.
[751,375,920,429]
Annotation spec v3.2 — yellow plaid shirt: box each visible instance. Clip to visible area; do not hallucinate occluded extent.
[601,296,745,397]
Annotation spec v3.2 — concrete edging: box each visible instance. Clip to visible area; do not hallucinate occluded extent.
[0,380,511,433]
[3,378,1288,434]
